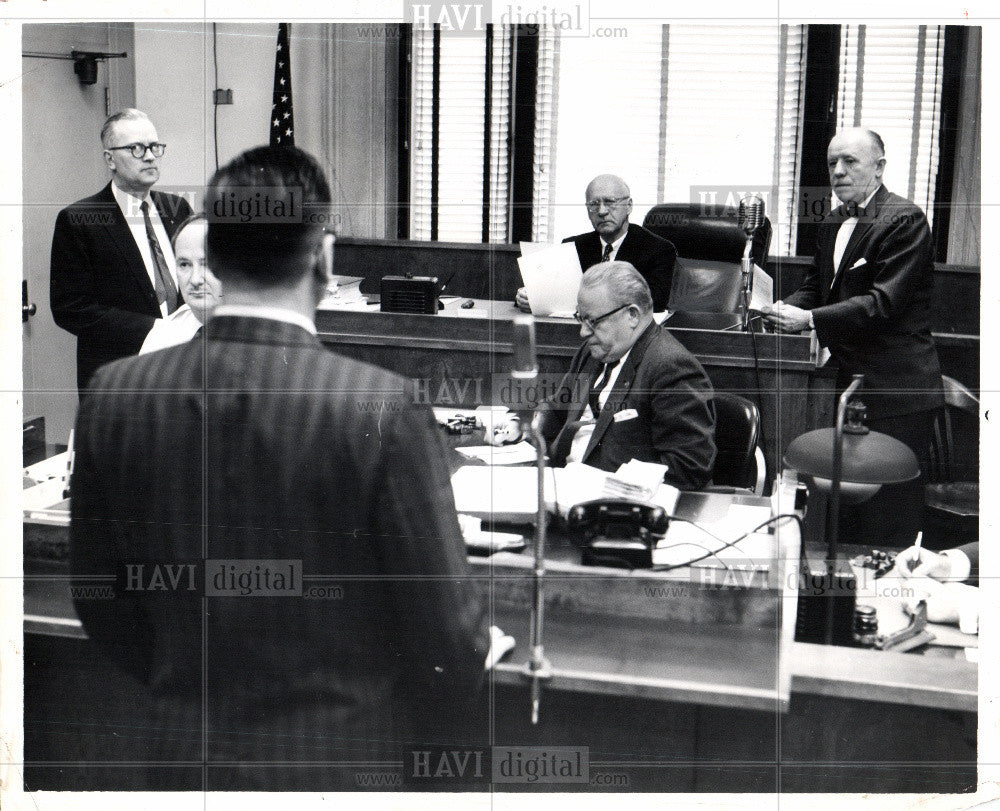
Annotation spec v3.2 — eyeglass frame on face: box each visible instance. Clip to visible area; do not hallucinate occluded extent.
[574,302,633,331]
[585,196,630,213]
[106,142,167,159]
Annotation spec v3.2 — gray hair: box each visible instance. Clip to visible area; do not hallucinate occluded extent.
[101,109,151,148]
[580,261,653,315]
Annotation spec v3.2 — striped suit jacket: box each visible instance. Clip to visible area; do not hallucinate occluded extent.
[70,314,490,790]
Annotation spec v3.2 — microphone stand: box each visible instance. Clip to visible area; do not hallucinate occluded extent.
[740,235,754,332]
[523,415,552,724]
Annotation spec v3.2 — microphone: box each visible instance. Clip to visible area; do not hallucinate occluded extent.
[737,193,765,238]
[737,195,765,332]
[511,314,538,381]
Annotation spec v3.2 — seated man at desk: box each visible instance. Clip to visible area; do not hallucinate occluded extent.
[522,261,716,490]
[516,174,677,313]
[897,542,979,632]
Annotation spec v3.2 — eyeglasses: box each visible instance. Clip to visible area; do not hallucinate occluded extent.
[585,196,630,212]
[574,303,631,330]
[107,142,166,159]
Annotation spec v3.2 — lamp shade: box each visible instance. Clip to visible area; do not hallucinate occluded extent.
[784,427,920,485]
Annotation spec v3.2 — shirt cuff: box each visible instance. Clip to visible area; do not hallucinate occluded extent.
[941,548,972,582]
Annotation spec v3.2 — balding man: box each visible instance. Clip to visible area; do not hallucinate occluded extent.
[536,261,716,490]
[516,174,677,313]
[51,108,192,391]
[762,128,944,545]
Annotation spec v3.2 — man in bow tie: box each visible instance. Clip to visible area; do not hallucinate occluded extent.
[762,127,944,545]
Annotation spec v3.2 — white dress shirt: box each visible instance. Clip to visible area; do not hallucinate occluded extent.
[832,185,881,274]
[567,347,633,464]
[599,229,628,263]
[110,182,179,318]
[138,304,201,354]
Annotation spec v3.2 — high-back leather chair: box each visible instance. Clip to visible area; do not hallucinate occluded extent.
[642,204,772,314]
[711,392,766,493]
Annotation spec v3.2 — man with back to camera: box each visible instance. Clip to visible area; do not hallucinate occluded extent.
[516,174,677,313]
[50,108,193,391]
[514,261,716,491]
[69,145,495,791]
[761,128,944,546]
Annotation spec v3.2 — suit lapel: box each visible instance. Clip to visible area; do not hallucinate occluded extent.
[98,183,159,308]
[830,185,888,295]
[613,223,638,263]
[582,322,657,462]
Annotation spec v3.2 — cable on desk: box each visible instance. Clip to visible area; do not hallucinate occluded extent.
[651,512,803,573]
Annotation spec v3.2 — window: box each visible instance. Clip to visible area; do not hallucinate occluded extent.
[836,25,944,226]
[409,25,513,242]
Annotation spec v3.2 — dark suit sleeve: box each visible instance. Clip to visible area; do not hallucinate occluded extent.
[640,235,676,313]
[782,251,823,311]
[50,207,156,348]
[810,208,932,347]
[956,542,978,586]
[646,353,717,490]
[69,370,154,682]
[372,401,490,708]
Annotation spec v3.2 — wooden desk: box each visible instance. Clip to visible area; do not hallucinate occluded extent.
[315,299,828,482]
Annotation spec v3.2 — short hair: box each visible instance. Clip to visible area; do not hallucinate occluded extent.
[169,212,208,252]
[101,109,151,148]
[580,261,653,315]
[204,145,332,287]
[863,129,886,157]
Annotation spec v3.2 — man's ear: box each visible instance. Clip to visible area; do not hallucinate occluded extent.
[312,232,335,285]
[103,150,116,174]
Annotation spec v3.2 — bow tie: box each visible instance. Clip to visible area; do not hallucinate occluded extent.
[836,202,867,219]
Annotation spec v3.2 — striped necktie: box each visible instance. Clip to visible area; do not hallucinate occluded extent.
[588,363,612,418]
[141,201,178,314]
[601,242,614,262]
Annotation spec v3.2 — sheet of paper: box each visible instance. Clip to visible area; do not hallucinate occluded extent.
[518,241,553,256]
[455,442,538,465]
[517,242,583,317]
[749,263,774,311]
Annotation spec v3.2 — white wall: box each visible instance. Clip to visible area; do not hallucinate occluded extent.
[133,22,330,210]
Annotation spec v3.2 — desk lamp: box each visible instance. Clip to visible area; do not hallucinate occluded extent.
[783,374,919,644]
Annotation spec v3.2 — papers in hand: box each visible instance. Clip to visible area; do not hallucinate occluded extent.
[749,263,774,312]
[517,242,582,317]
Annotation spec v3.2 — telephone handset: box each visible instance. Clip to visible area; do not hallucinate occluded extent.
[566,499,669,569]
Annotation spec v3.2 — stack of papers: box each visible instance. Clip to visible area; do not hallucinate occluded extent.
[517,242,582,317]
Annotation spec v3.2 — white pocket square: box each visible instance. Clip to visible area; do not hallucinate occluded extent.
[613,408,639,423]
[850,258,868,269]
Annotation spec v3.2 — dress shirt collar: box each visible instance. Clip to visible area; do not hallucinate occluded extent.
[601,227,629,254]
[837,184,881,218]
[212,304,318,336]
[110,180,152,218]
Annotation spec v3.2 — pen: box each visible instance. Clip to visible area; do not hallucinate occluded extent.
[907,531,923,572]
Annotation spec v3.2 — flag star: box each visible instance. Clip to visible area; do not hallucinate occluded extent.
[281,95,288,102]
[283,112,290,119]
[273,118,279,126]
[278,61,284,68]
[277,43,282,51]
[286,128,292,136]
[279,77,285,85]
[276,135,282,142]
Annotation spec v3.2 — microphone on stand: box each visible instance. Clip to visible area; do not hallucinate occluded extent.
[737,194,765,331]
[511,313,552,724]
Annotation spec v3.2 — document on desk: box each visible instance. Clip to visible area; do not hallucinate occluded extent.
[455,442,538,465]
[517,242,582,317]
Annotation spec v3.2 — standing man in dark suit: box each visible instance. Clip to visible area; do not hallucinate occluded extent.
[516,174,677,312]
[535,261,716,490]
[762,128,944,545]
[50,108,193,391]
[70,146,491,791]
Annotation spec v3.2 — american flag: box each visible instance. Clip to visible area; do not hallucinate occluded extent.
[270,23,294,146]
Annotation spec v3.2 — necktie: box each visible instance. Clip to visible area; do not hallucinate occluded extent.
[588,363,612,418]
[601,242,613,262]
[141,201,178,314]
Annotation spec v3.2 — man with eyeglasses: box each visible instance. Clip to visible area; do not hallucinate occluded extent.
[515,174,677,313]
[525,261,715,490]
[50,108,193,391]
